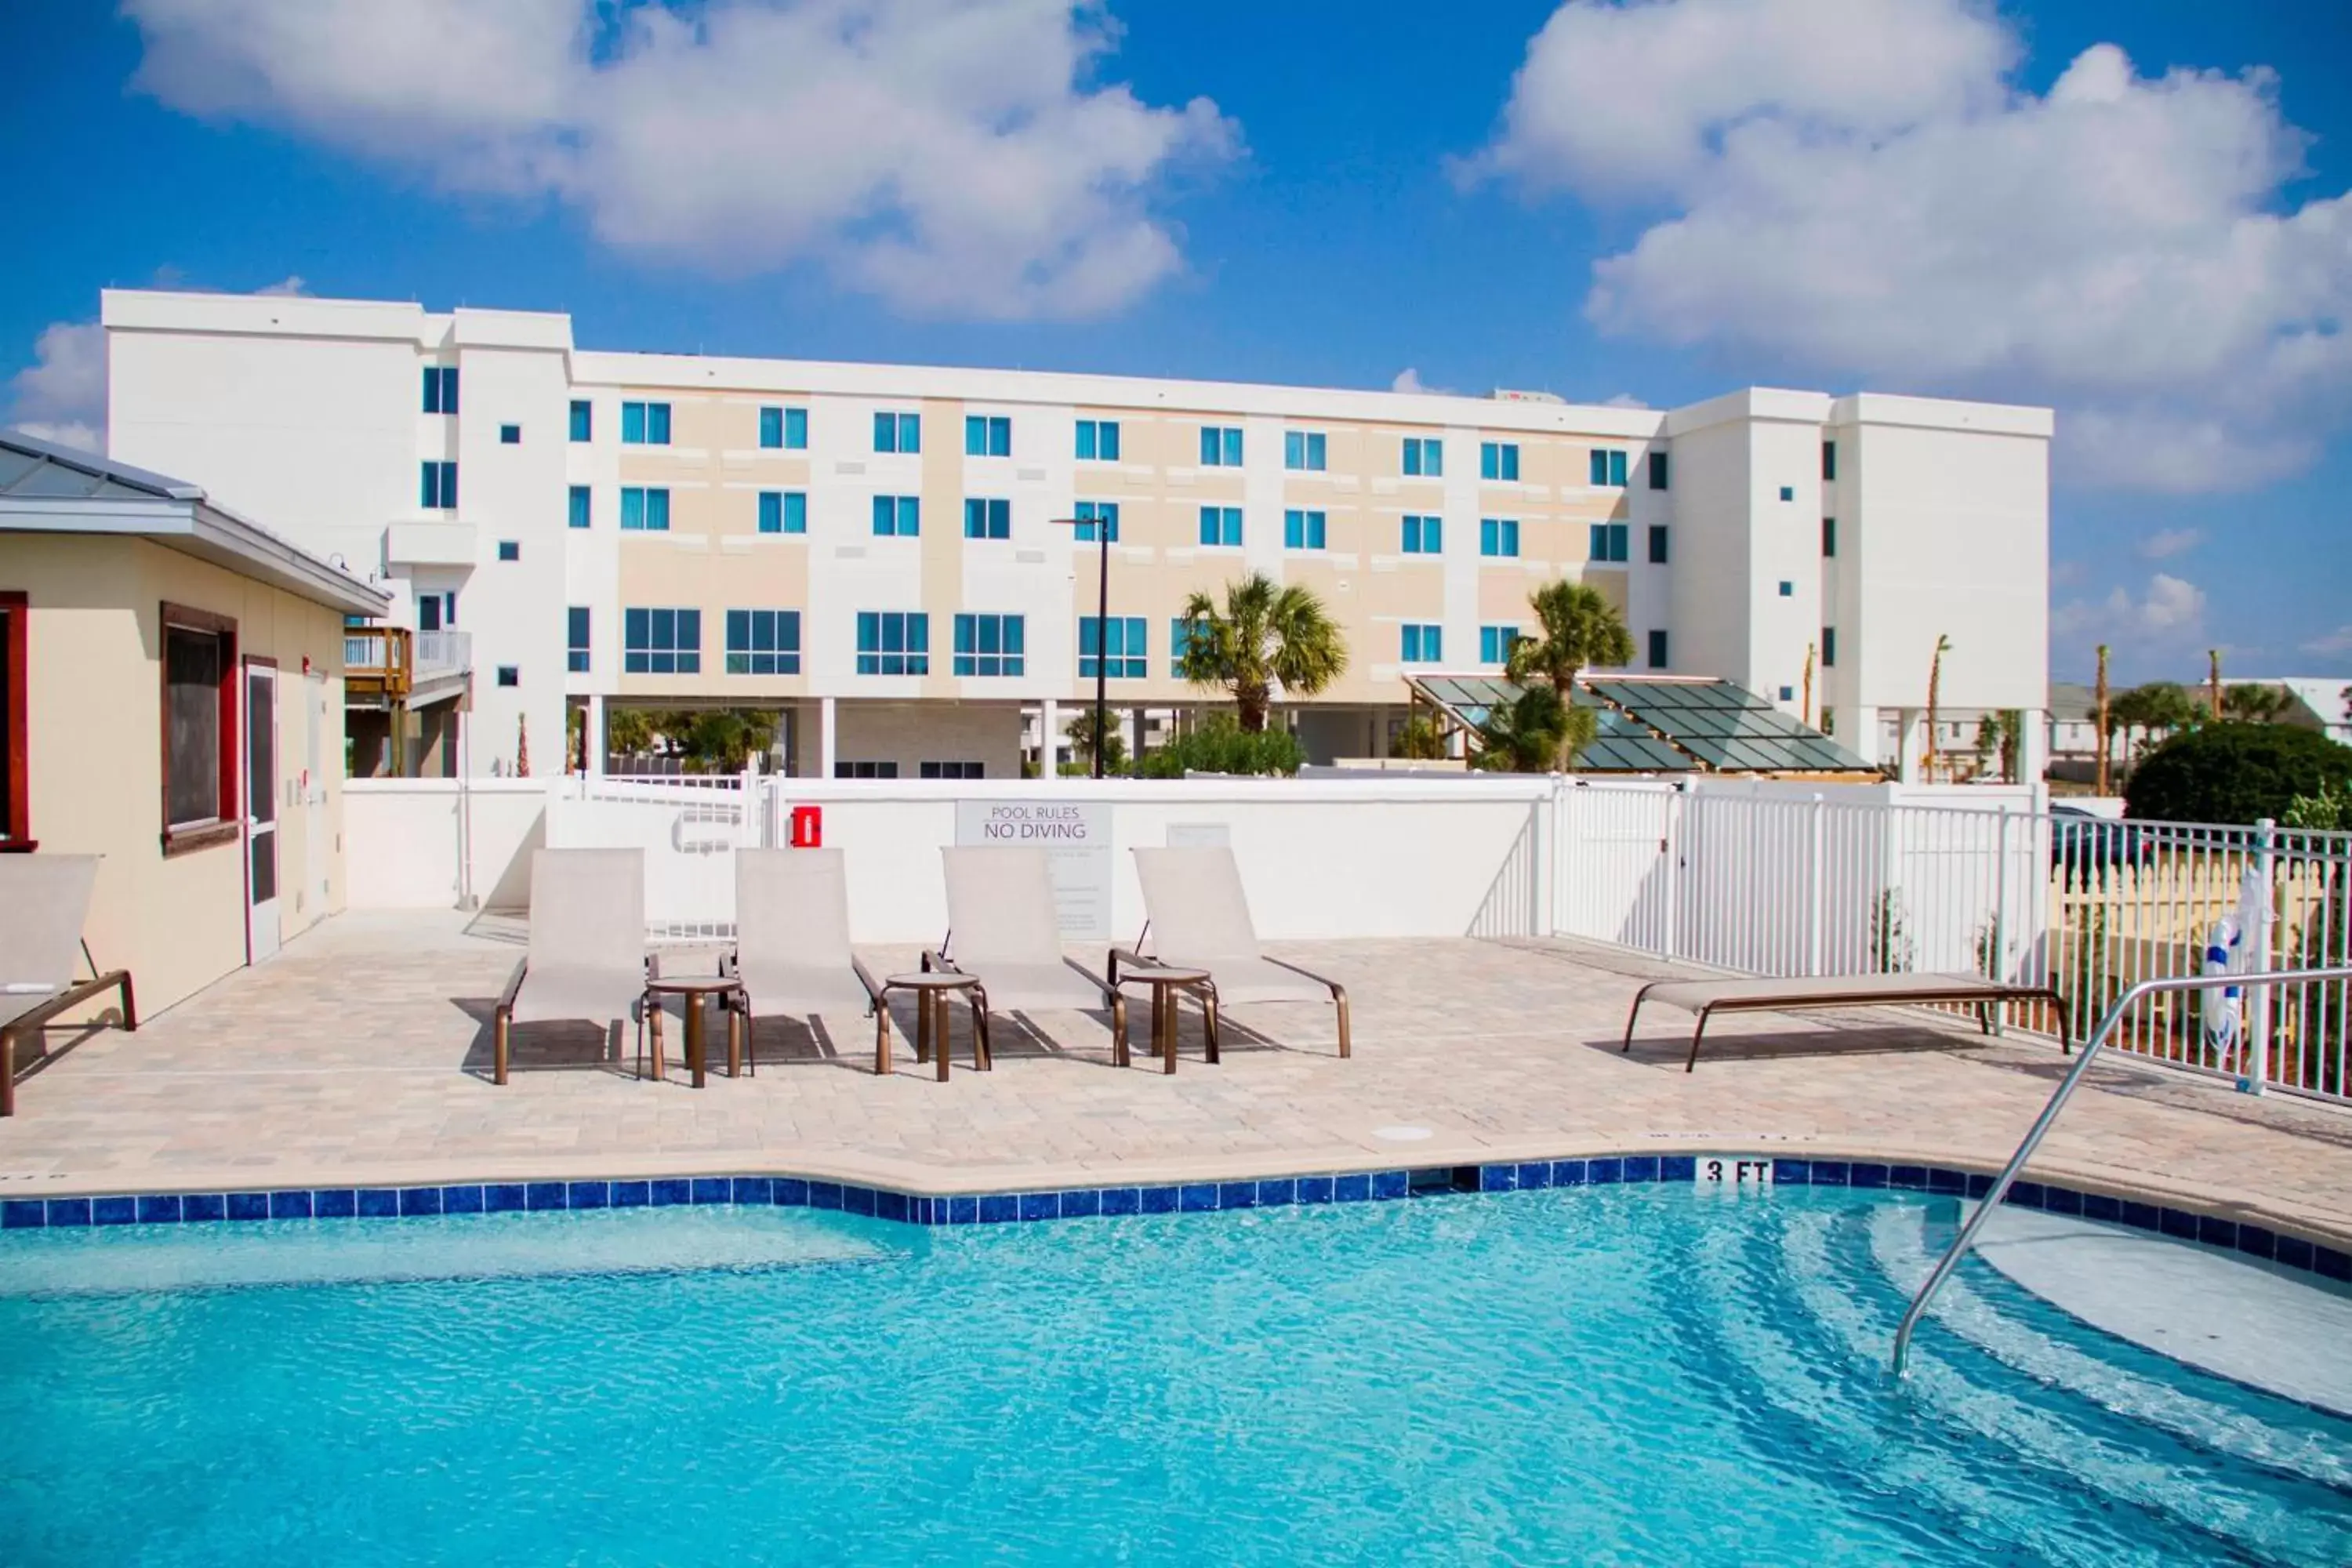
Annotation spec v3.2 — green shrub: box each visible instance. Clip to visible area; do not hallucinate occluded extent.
[1137,715,1304,778]
[2124,723,2352,825]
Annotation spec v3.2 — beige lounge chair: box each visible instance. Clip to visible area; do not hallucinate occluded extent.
[1122,845,1351,1057]
[1,855,136,1117]
[929,845,1124,1067]
[1621,971,2071,1073]
[725,848,884,1073]
[492,849,652,1083]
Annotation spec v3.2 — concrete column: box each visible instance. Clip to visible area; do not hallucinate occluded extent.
[1040,698,1061,782]
[819,696,838,780]
[586,694,606,777]
[1831,703,1877,768]
[2018,706,2050,788]
[1896,707,1926,784]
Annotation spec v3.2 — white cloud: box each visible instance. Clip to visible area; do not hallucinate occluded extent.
[1472,0,2352,494]
[256,274,309,296]
[2053,572,2208,642]
[1601,392,1650,408]
[2303,626,2352,658]
[122,0,1237,321]
[1390,367,1432,394]
[2135,528,2202,561]
[5,320,107,456]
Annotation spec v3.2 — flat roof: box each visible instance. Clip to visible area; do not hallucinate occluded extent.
[0,430,390,617]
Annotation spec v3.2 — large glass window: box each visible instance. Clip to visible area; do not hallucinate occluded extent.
[422,366,458,414]
[1480,626,1519,666]
[962,498,1011,539]
[1479,517,1519,558]
[952,614,1025,677]
[621,401,671,445]
[759,491,807,534]
[567,607,590,673]
[568,400,591,441]
[622,608,700,673]
[568,485,590,530]
[1588,522,1630,563]
[1400,624,1442,665]
[1401,514,1442,554]
[1283,509,1327,550]
[1198,506,1242,546]
[1076,419,1121,461]
[964,415,1011,457]
[759,406,808,449]
[1479,441,1519,481]
[1079,615,1147,679]
[1074,500,1118,543]
[1589,448,1628,486]
[1402,437,1443,477]
[419,461,457,510]
[855,612,930,676]
[1199,426,1243,466]
[160,604,236,850]
[872,495,920,537]
[1283,430,1327,471]
[873,411,921,453]
[725,609,803,675]
[620,487,670,532]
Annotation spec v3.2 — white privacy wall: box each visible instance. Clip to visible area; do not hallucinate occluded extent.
[345,779,547,911]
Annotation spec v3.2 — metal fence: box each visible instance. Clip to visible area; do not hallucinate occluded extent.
[1554,782,2352,1105]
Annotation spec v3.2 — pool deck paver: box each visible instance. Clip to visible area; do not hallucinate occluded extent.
[5,909,2352,1248]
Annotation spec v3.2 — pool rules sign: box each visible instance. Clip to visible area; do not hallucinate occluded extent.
[954,800,1114,939]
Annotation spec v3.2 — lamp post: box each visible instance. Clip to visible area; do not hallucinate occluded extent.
[1047,514,1113,778]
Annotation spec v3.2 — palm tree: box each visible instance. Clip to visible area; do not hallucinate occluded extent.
[1504,580,1635,767]
[1472,685,1572,772]
[2221,682,2289,724]
[1175,573,1348,732]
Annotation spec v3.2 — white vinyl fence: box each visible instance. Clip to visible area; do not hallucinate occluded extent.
[349,768,2350,1107]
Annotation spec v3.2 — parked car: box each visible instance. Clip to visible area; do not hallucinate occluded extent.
[2051,804,2152,879]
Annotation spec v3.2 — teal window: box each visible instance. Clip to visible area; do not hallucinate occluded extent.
[622,608,699,673]
[621,401,671,445]
[1778,581,1793,597]
[1074,500,1118,543]
[964,415,1011,457]
[1648,451,1668,490]
[422,366,457,414]
[419,461,457,510]
[1479,441,1519,481]
[568,400,591,441]
[1589,448,1628,486]
[1200,426,1243,466]
[496,540,519,562]
[1822,517,1837,557]
[1284,509,1327,550]
[759,491,807,534]
[952,613,1024,677]
[725,609,803,675]
[1588,522,1628,562]
[1079,615,1147,679]
[1199,506,1242,546]
[855,612,929,676]
[1479,626,1518,666]
[1076,419,1121,461]
[1822,440,1837,481]
[568,485,590,529]
[873,412,920,453]
[620,487,670,532]
[1401,514,1442,554]
[499,424,521,445]
[1648,524,1668,564]
[1479,517,1519,557]
[1822,626,1837,667]
[495,666,519,688]
[1779,485,1795,503]
[567,607,590,673]
[1171,617,1199,666]
[1284,430,1327,471]
[963,497,1011,539]
[1402,437,1442,477]
[872,495,920,537]
[1400,624,1442,664]
[1648,630,1668,670]
[758,407,787,449]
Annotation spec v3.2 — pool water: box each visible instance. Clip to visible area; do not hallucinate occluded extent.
[2,1185,2347,1565]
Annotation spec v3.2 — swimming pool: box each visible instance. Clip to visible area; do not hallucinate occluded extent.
[3,1182,2347,1565]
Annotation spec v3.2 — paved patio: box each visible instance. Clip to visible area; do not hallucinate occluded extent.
[5,909,2350,1247]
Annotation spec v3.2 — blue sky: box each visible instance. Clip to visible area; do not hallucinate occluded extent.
[6,0,2348,688]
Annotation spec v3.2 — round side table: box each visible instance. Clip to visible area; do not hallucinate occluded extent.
[642,975,743,1088]
[1116,965,1215,1074]
[877,971,990,1081]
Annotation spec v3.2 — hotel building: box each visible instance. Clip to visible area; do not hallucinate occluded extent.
[101,289,2053,780]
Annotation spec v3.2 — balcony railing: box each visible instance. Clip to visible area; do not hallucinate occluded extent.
[415,630,470,676]
[344,626,473,702]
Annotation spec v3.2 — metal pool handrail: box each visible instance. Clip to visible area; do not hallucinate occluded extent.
[1889,964,2352,1378]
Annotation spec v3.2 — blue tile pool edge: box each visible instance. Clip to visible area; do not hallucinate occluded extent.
[2,1159,2343,1287]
